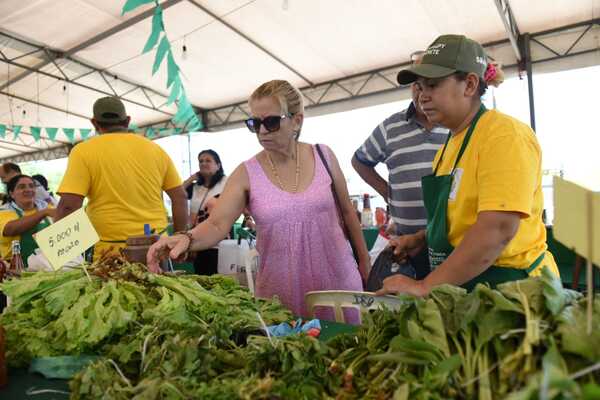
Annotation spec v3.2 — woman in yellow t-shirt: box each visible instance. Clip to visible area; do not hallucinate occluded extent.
[0,175,54,265]
[377,34,558,296]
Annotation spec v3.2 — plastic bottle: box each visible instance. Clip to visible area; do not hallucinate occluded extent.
[361,194,373,227]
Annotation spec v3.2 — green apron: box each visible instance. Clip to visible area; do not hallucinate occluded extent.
[14,206,52,268]
[421,105,543,291]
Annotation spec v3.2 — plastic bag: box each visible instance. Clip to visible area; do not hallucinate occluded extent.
[27,249,84,272]
[365,247,416,292]
[369,233,389,264]
[29,355,101,379]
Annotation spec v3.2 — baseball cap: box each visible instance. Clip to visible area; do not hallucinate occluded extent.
[93,96,128,123]
[397,35,488,85]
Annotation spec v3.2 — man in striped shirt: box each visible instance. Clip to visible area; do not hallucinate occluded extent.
[352,59,448,278]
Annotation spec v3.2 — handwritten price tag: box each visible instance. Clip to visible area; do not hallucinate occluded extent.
[34,208,99,270]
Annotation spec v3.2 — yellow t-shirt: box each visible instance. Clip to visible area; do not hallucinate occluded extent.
[0,206,50,259]
[432,109,558,277]
[57,133,182,249]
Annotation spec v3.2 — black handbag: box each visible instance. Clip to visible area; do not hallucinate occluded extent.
[365,247,416,292]
[315,144,360,264]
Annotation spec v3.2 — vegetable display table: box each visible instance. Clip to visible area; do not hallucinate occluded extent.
[0,321,357,399]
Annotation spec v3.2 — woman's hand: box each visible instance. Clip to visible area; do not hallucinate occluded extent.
[44,208,57,219]
[146,235,191,273]
[183,172,199,187]
[388,232,426,263]
[375,274,430,297]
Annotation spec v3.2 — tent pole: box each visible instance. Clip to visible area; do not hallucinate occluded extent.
[522,33,536,132]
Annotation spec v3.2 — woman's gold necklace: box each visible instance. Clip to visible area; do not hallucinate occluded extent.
[266,142,300,193]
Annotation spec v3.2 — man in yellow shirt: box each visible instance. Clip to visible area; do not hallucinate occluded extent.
[56,97,187,260]
[376,35,558,296]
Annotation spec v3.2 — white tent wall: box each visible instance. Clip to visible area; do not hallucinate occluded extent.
[0,0,598,163]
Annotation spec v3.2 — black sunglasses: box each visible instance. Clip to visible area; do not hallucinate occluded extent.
[244,114,291,133]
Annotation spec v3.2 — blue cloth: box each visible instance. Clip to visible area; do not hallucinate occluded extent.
[266,318,321,337]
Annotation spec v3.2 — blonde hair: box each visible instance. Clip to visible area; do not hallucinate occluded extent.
[249,80,304,138]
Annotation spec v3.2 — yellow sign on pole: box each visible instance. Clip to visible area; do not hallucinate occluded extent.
[553,176,599,334]
[553,176,599,266]
[34,207,99,270]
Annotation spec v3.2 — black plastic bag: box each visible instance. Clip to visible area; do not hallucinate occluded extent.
[366,247,416,292]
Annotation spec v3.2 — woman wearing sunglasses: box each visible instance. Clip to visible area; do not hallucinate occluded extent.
[375,35,559,297]
[148,79,369,318]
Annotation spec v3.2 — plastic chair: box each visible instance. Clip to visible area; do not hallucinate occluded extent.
[304,290,407,323]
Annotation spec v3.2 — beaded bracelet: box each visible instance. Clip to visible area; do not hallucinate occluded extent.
[173,230,194,252]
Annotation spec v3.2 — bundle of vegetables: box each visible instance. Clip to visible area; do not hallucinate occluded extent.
[69,268,600,400]
[0,258,291,368]
[71,327,339,399]
[327,268,600,399]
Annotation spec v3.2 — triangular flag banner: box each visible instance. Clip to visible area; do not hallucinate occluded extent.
[121,0,154,15]
[63,128,75,143]
[166,76,181,105]
[152,36,170,75]
[124,1,205,138]
[143,6,163,53]
[80,128,92,141]
[0,124,5,138]
[188,118,204,132]
[129,123,139,132]
[30,126,42,142]
[12,125,22,140]
[46,127,59,141]
[166,51,179,88]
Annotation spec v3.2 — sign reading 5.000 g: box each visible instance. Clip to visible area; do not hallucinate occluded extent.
[34,207,99,270]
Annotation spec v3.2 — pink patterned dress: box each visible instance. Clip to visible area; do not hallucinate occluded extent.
[244,144,363,318]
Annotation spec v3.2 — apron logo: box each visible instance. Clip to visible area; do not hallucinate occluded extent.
[449,168,463,201]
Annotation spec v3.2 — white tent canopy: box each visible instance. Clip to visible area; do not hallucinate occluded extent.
[0,0,598,162]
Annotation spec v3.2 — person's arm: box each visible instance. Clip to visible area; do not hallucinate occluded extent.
[327,147,370,280]
[147,164,249,271]
[377,211,520,296]
[166,186,188,232]
[351,155,388,200]
[3,208,55,236]
[387,229,426,262]
[422,211,520,289]
[55,193,84,221]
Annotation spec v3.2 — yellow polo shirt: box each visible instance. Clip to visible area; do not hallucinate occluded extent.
[432,109,558,276]
[58,133,182,258]
[0,207,38,259]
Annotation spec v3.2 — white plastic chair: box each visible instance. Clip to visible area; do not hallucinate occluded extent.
[304,290,407,323]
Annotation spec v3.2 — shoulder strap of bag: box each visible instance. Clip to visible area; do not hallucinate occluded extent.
[315,144,351,238]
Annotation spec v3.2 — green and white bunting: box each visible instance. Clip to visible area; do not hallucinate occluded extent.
[0,0,203,145]
[122,0,204,133]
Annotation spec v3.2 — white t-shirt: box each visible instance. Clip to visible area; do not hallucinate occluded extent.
[190,176,228,214]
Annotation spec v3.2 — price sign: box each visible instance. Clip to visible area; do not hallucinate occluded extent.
[34,207,99,270]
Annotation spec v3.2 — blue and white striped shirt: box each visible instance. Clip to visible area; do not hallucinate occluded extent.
[354,103,449,234]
